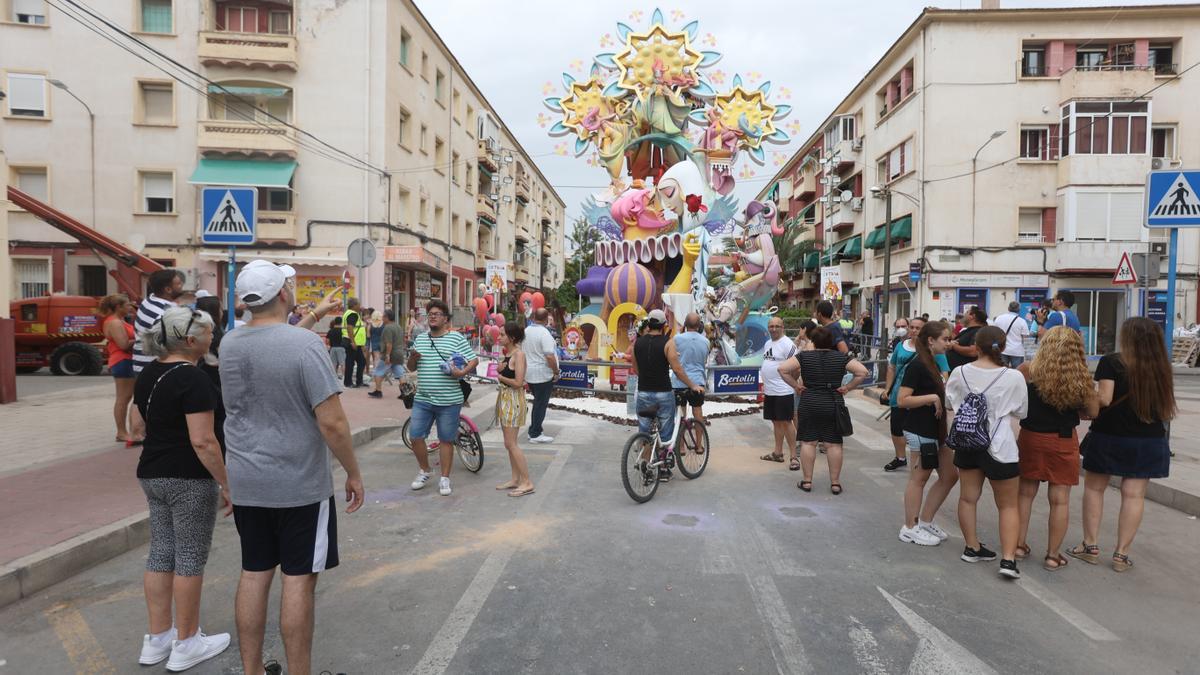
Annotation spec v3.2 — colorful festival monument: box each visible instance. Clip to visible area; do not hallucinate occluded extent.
[547,8,795,365]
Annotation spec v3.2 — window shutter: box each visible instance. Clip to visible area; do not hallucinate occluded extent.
[1075,193,1107,240]
[1048,124,1061,160]
[1041,207,1056,243]
[1109,193,1143,241]
[7,74,45,115]
[17,169,48,201]
[143,173,173,199]
[142,84,172,123]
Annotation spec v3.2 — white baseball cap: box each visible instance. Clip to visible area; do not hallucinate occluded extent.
[236,260,296,307]
[194,289,214,299]
[646,309,667,327]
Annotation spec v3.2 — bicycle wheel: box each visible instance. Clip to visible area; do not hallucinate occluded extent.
[401,417,413,449]
[621,433,659,503]
[456,418,484,473]
[675,420,711,479]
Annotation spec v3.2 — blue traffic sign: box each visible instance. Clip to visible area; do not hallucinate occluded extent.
[1146,170,1200,227]
[201,186,257,245]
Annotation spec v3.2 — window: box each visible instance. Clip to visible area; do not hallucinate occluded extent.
[268,10,290,34]
[13,0,46,24]
[1061,101,1148,155]
[139,171,174,213]
[435,70,445,104]
[452,89,461,120]
[1022,47,1046,77]
[464,280,473,303]
[465,164,474,194]
[1152,125,1176,159]
[419,196,428,225]
[1076,48,1106,70]
[137,0,171,33]
[434,205,445,228]
[879,139,913,182]
[1019,125,1058,161]
[14,166,48,201]
[466,105,475,135]
[1113,43,1135,67]
[1071,190,1143,241]
[400,29,411,66]
[420,124,428,153]
[451,278,459,307]
[79,265,107,297]
[223,6,258,33]
[396,186,410,222]
[259,186,292,211]
[398,107,410,147]
[1018,208,1044,242]
[6,73,46,118]
[138,81,173,125]
[14,259,50,299]
[435,137,446,171]
[1150,44,1176,75]
[209,85,291,124]
[451,151,460,184]
[421,51,429,80]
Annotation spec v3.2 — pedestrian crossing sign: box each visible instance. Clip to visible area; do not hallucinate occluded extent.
[1146,170,1200,227]
[201,186,257,245]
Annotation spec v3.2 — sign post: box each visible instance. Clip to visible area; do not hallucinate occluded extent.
[1145,170,1200,352]
[201,186,257,331]
[1112,251,1137,329]
[346,237,377,316]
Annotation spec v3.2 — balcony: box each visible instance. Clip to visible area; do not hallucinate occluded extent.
[1057,154,1150,188]
[792,175,815,200]
[1052,240,1144,273]
[477,139,498,173]
[515,175,531,203]
[828,206,856,233]
[198,31,297,71]
[830,139,858,170]
[1060,66,1154,101]
[255,211,297,241]
[198,120,296,157]
[476,194,496,223]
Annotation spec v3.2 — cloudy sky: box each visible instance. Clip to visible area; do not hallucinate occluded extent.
[417,0,1191,240]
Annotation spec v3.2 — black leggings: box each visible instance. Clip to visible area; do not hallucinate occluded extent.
[344,345,366,386]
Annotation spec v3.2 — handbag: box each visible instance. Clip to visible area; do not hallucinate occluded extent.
[425,333,472,403]
[835,401,854,436]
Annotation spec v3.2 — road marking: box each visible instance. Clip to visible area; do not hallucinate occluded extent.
[44,602,115,675]
[1018,576,1120,642]
[717,496,812,674]
[847,615,890,675]
[750,520,815,577]
[409,446,574,675]
[877,587,997,675]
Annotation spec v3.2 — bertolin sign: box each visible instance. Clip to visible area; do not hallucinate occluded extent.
[558,363,595,390]
[713,368,760,394]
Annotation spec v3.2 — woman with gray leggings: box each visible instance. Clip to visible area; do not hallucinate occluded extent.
[133,307,232,671]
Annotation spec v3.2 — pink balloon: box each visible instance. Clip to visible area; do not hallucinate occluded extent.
[531,291,546,310]
[483,293,495,311]
[472,297,488,323]
[490,312,505,327]
[485,324,502,345]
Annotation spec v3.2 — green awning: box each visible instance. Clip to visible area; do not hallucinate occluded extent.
[207,85,289,98]
[478,164,494,178]
[847,287,862,295]
[890,214,913,240]
[821,239,847,264]
[842,235,862,258]
[802,251,819,270]
[189,158,297,188]
[865,226,886,249]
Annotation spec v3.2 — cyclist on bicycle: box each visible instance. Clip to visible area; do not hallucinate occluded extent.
[632,310,704,482]
[670,312,709,453]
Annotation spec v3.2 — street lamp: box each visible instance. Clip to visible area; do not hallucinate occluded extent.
[970,129,1006,245]
[47,79,95,228]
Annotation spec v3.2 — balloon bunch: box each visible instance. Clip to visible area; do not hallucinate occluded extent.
[519,291,546,318]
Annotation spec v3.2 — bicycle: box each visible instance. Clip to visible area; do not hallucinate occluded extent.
[621,393,710,503]
[398,379,484,473]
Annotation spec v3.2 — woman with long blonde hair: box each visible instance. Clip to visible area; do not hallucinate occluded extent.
[1070,318,1176,572]
[1015,327,1099,570]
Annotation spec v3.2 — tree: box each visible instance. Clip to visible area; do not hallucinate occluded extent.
[772,223,814,275]
[554,216,605,314]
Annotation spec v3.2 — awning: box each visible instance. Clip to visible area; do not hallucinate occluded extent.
[865,226,884,249]
[801,251,819,270]
[890,214,913,240]
[842,235,862,258]
[478,164,494,178]
[847,287,862,295]
[821,239,847,264]
[189,158,297,188]
[207,84,289,98]
[198,251,347,266]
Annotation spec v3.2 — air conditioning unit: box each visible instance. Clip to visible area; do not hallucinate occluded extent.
[1150,242,1168,255]
[1152,157,1166,170]
[852,137,863,151]
[851,197,864,212]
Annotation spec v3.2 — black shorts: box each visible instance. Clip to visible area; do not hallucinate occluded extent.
[674,388,705,408]
[889,407,907,437]
[233,496,339,575]
[953,448,1020,481]
[763,394,795,421]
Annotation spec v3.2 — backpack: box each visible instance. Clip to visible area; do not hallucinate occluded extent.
[946,367,1009,452]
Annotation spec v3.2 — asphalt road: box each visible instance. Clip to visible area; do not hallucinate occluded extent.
[15,372,110,399]
[1,396,1198,674]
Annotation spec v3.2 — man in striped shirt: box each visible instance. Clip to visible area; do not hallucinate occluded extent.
[132,268,186,375]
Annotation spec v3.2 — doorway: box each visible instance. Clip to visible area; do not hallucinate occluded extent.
[1066,289,1127,355]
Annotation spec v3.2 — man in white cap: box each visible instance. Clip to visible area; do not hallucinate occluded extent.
[631,309,704,482]
[218,260,364,675]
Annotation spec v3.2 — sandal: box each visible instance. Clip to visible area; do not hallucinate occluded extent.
[760,453,784,463]
[1043,554,1069,571]
[1066,542,1100,565]
[789,457,801,471]
[1015,543,1031,560]
[798,480,813,492]
[830,483,843,495]
[508,487,536,498]
[1112,552,1134,573]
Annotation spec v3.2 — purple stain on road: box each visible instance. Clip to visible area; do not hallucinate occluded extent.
[637,509,718,532]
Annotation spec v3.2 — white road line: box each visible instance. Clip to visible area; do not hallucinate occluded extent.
[877,587,998,675]
[409,446,574,675]
[847,615,890,675]
[750,520,816,577]
[1017,576,1120,642]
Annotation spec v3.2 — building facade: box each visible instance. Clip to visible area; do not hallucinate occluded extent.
[758,3,1200,355]
[2,0,565,323]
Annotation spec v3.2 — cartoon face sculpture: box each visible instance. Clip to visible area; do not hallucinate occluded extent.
[655,160,706,228]
[610,186,671,239]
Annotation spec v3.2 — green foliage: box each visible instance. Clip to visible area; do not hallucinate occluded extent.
[772,223,814,274]
[774,307,813,319]
[554,215,603,314]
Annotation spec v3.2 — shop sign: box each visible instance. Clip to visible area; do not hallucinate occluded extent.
[928,273,1049,288]
[558,363,595,390]
[713,367,760,394]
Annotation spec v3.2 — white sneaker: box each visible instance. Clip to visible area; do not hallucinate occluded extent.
[411,470,432,490]
[438,477,452,496]
[919,521,950,541]
[165,631,230,672]
[899,525,941,547]
[529,434,555,444]
[138,627,177,665]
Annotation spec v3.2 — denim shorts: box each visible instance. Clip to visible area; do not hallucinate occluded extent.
[409,399,462,442]
[903,432,938,452]
[110,358,134,378]
[373,362,406,379]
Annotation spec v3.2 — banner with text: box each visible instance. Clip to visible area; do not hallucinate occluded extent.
[558,363,596,390]
[713,367,760,394]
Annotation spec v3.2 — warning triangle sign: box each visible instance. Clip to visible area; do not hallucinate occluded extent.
[204,190,252,235]
[1113,251,1138,285]
[1150,173,1200,218]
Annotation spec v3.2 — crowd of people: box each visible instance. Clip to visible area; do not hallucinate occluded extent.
[100,263,1177,670]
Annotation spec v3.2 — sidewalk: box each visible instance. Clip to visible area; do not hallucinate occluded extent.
[0,380,496,608]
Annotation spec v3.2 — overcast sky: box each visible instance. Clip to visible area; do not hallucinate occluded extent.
[416,0,1192,240]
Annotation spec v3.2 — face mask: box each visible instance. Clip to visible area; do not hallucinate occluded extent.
[893,327,908,338]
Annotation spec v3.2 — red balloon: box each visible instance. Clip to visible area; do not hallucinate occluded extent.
[490,312,505,327]
[483,293,495,311]
[486,324,502,344]
[531,291,546,310]
[472,297,488,323]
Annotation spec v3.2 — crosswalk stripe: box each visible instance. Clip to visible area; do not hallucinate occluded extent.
[1017,576,1120,642]
[877,587,998,675]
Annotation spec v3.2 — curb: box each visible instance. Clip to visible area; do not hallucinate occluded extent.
[1120,475,1200,518]
[0,423,401,611]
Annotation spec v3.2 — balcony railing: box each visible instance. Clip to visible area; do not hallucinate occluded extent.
[476,194,496,221]
[1154,62,1179,76]
[198,120,297,155]
[1021,63,1048,77]
[198,31,297,71]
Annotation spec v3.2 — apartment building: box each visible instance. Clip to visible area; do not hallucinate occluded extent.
[758,3,1200,355]
[1,0,565,321]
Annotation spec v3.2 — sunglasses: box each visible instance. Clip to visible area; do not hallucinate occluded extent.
[160,311,202,345]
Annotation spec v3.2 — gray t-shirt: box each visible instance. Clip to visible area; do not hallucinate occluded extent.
[219,323,343,508]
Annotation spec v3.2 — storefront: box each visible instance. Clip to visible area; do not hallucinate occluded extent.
[383,245,449,328]
[201,251,351,313]
[927,272,1049,324]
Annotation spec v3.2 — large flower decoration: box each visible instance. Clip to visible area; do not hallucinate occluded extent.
[612,24,705,96]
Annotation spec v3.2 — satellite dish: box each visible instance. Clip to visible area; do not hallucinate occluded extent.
[840,190,854,203]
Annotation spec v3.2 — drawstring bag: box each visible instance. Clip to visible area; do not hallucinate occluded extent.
[946,368,1008,452]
